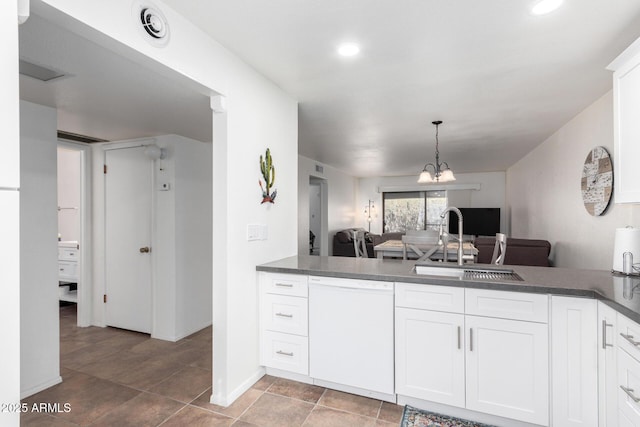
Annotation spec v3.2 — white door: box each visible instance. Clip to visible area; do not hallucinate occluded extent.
[599,301,618,427]
[465,315,549,425]
[618,348,640,425]
[105,146,152,333]
[395,307,465,408]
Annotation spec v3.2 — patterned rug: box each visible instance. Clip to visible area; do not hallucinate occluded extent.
[400,405,495,427]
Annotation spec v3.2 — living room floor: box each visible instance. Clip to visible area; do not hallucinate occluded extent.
[21,304,403,426]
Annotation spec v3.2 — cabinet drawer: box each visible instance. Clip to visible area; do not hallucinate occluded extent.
[58,261,77,279]
[465,288,548,323]
[260,272,308,297]
[260,331,308,375]
[58,247,78,261]
[395,282,464,313]
[618,313,640,362]
[261,294,308,336]
[618,347,640,423]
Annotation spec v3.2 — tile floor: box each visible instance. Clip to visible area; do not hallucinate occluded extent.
[21,304,404,426]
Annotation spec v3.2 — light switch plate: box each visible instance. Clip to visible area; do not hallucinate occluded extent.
[247,224,268,241]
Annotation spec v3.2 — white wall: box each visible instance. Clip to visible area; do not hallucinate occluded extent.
[20,101,61,398]
[174,136,213,339]
[299,156,358,255]
[507,91,640,269]
[0,1,21,422]
[357,172,507,235]
[31,0,298,407]
[57,147,81,242]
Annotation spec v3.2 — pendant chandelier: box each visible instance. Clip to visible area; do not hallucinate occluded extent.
[417,120,456,183]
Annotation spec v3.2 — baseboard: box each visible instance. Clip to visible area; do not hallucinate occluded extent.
[265,367,313,385]
[210,367,264,407]
[175,321,212,342]
[21,375,62,399]
[313,378,396,403]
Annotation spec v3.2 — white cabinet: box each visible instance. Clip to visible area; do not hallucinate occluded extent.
[617,347,640,425]
[259,272,309,375]
[551,296,598,427]
[599,301,618,427]
[395,307,465,407]
[58,241,79,303]
[608,37,640,203]
[395,283,549,426]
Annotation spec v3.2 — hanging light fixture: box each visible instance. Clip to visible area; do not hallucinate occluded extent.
[418,120,456,183]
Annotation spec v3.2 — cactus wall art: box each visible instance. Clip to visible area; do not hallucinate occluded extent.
[259,148,277,204]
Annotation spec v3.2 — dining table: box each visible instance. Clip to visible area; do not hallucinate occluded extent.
[373,239,478,262]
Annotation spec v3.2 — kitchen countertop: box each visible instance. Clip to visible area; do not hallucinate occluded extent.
[256,255,640,324]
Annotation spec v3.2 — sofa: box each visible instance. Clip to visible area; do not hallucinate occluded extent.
[332,228,404,258]
[474,236,552,267]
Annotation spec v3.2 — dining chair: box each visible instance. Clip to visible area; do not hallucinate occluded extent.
[491,233,508,265]
[401,233,439,260]
[352,230,368,258]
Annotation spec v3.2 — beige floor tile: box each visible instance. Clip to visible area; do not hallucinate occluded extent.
[109,356,184,390]
[318,390,382,418]
[147,366,211,403]
[231,420,261,427]
[303,406,377,427]
[192,387,262,418]
[267,378,326,403]
[89,392,185,427]
[162,405,234,427]
[252,374,277,391]
[20,411,78,427]
[240,393,314,427]
[71,350,148,381]
[375,420,399,426]
[378,401,404,423]
[186,325,213,343]
[22,372,140,425]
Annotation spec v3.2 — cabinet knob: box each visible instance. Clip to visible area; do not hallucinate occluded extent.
[139,247,151,253]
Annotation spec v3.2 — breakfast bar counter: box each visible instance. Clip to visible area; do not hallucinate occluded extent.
[257,254,640,324]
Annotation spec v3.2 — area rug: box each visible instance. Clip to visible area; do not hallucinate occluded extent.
[400,405,495,427]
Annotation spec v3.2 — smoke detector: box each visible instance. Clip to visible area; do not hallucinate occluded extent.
[132,1,170,47]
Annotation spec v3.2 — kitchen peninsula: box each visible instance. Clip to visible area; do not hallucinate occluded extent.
[257,255,640,427]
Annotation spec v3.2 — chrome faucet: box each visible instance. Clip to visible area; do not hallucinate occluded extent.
[440,207,464,265]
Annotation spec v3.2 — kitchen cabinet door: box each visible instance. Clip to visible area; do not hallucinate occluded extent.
[610,37,640,203]
[599,301,618,427]
[551,296,598,427]
[395,307,465,408]
[465,315,549,425]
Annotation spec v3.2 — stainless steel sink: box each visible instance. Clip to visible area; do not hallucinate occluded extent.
[415,264,523,281]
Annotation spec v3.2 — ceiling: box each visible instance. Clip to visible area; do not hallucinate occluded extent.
[18,1,640,178]
[161,0,640,177]
[18,14,212,143]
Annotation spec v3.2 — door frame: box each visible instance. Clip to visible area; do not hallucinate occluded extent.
[95,139,158,333]
[309,176,328,256]
[57,139,92,327]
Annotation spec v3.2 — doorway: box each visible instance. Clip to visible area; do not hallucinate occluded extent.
[309,176,328,256]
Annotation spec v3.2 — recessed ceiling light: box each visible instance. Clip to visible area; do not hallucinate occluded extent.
[531,0,563,15]
[337,43,360,57]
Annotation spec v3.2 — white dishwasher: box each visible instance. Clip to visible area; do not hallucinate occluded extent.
[309,276,394,396]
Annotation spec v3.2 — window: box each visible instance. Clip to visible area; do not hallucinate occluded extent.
[382,191,447,232]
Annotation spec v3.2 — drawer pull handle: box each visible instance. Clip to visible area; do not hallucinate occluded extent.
[275,283,293,288]
[457,326,461,350]
[275,313,293,318]
[603,321,614,349]
[621,386,640,403]
[469,328,474,352]
[276,350,294,357]
[620,333,640,347]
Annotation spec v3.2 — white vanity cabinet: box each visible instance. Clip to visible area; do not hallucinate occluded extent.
[58,240,79,303]
[609,37,640,203]
[395,284,549,426]
[550,296,598,427]
[258,272,309,375]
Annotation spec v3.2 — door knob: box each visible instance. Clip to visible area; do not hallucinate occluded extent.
[139,247,150,253]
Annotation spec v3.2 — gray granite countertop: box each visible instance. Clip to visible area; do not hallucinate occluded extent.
[257,255,640,324]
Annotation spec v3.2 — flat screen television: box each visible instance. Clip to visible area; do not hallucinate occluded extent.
[448,208,500,237]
